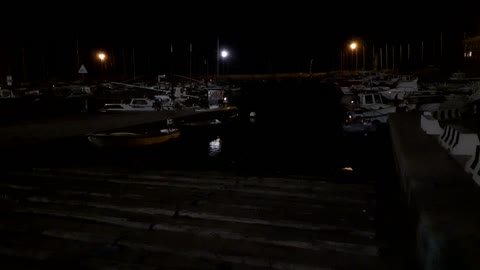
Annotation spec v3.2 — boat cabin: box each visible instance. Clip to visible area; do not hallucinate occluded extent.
[353,93,389,110]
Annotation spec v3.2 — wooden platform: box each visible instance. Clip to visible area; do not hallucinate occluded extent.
[0,168,387,269]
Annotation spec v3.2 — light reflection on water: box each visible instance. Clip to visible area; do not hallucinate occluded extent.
[208,137,222,157]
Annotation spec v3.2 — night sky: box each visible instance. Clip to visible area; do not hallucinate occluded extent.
[0,4,478,82]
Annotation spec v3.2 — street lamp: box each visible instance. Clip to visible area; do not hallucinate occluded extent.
[97,52,107,80]
[97,52,106,62]
[349,42,357,71]
[221,49,228,74]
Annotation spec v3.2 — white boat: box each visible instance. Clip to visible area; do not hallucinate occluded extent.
[99,103,156,112]
[359,106,398,123]
[342,92,410,134]
[353,92,394,111]
[99,97,175,112]
[380,77,418,101]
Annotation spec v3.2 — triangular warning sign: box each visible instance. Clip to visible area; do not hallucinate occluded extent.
[78,65,88,74]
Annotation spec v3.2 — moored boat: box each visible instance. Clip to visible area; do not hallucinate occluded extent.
[86,128,181,147]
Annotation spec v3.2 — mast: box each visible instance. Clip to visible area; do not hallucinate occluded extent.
[216,37,219,82]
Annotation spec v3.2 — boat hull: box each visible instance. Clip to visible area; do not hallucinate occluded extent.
[87,130,181,147]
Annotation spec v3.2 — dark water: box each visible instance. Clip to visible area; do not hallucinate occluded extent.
[2,78,381,177]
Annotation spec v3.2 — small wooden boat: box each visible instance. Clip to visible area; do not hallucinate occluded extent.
[86,128,181,147]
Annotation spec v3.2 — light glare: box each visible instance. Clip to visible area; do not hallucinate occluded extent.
[98,53,106,61]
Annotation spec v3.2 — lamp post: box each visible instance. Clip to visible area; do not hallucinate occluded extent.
[350,42,357,71]
[97,52,106,80]
[221,49,228,75]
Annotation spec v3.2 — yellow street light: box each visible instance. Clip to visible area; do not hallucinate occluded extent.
[349,42,358,70]
[97,52,107,80]
[97,53,106,61]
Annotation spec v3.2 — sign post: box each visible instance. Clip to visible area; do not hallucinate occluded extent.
[78,65,88,79]
[78,65,89,112]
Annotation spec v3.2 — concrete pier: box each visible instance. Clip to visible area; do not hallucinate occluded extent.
[389,112,480,270]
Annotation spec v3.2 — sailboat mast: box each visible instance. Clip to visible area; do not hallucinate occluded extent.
[216,37,219,81]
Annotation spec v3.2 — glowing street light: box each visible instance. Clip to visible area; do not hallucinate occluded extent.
[97,52,107,80]
[221,50,229,58]
[221,50,229,74]
[97,52,106,61]
[349,42,358,70]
